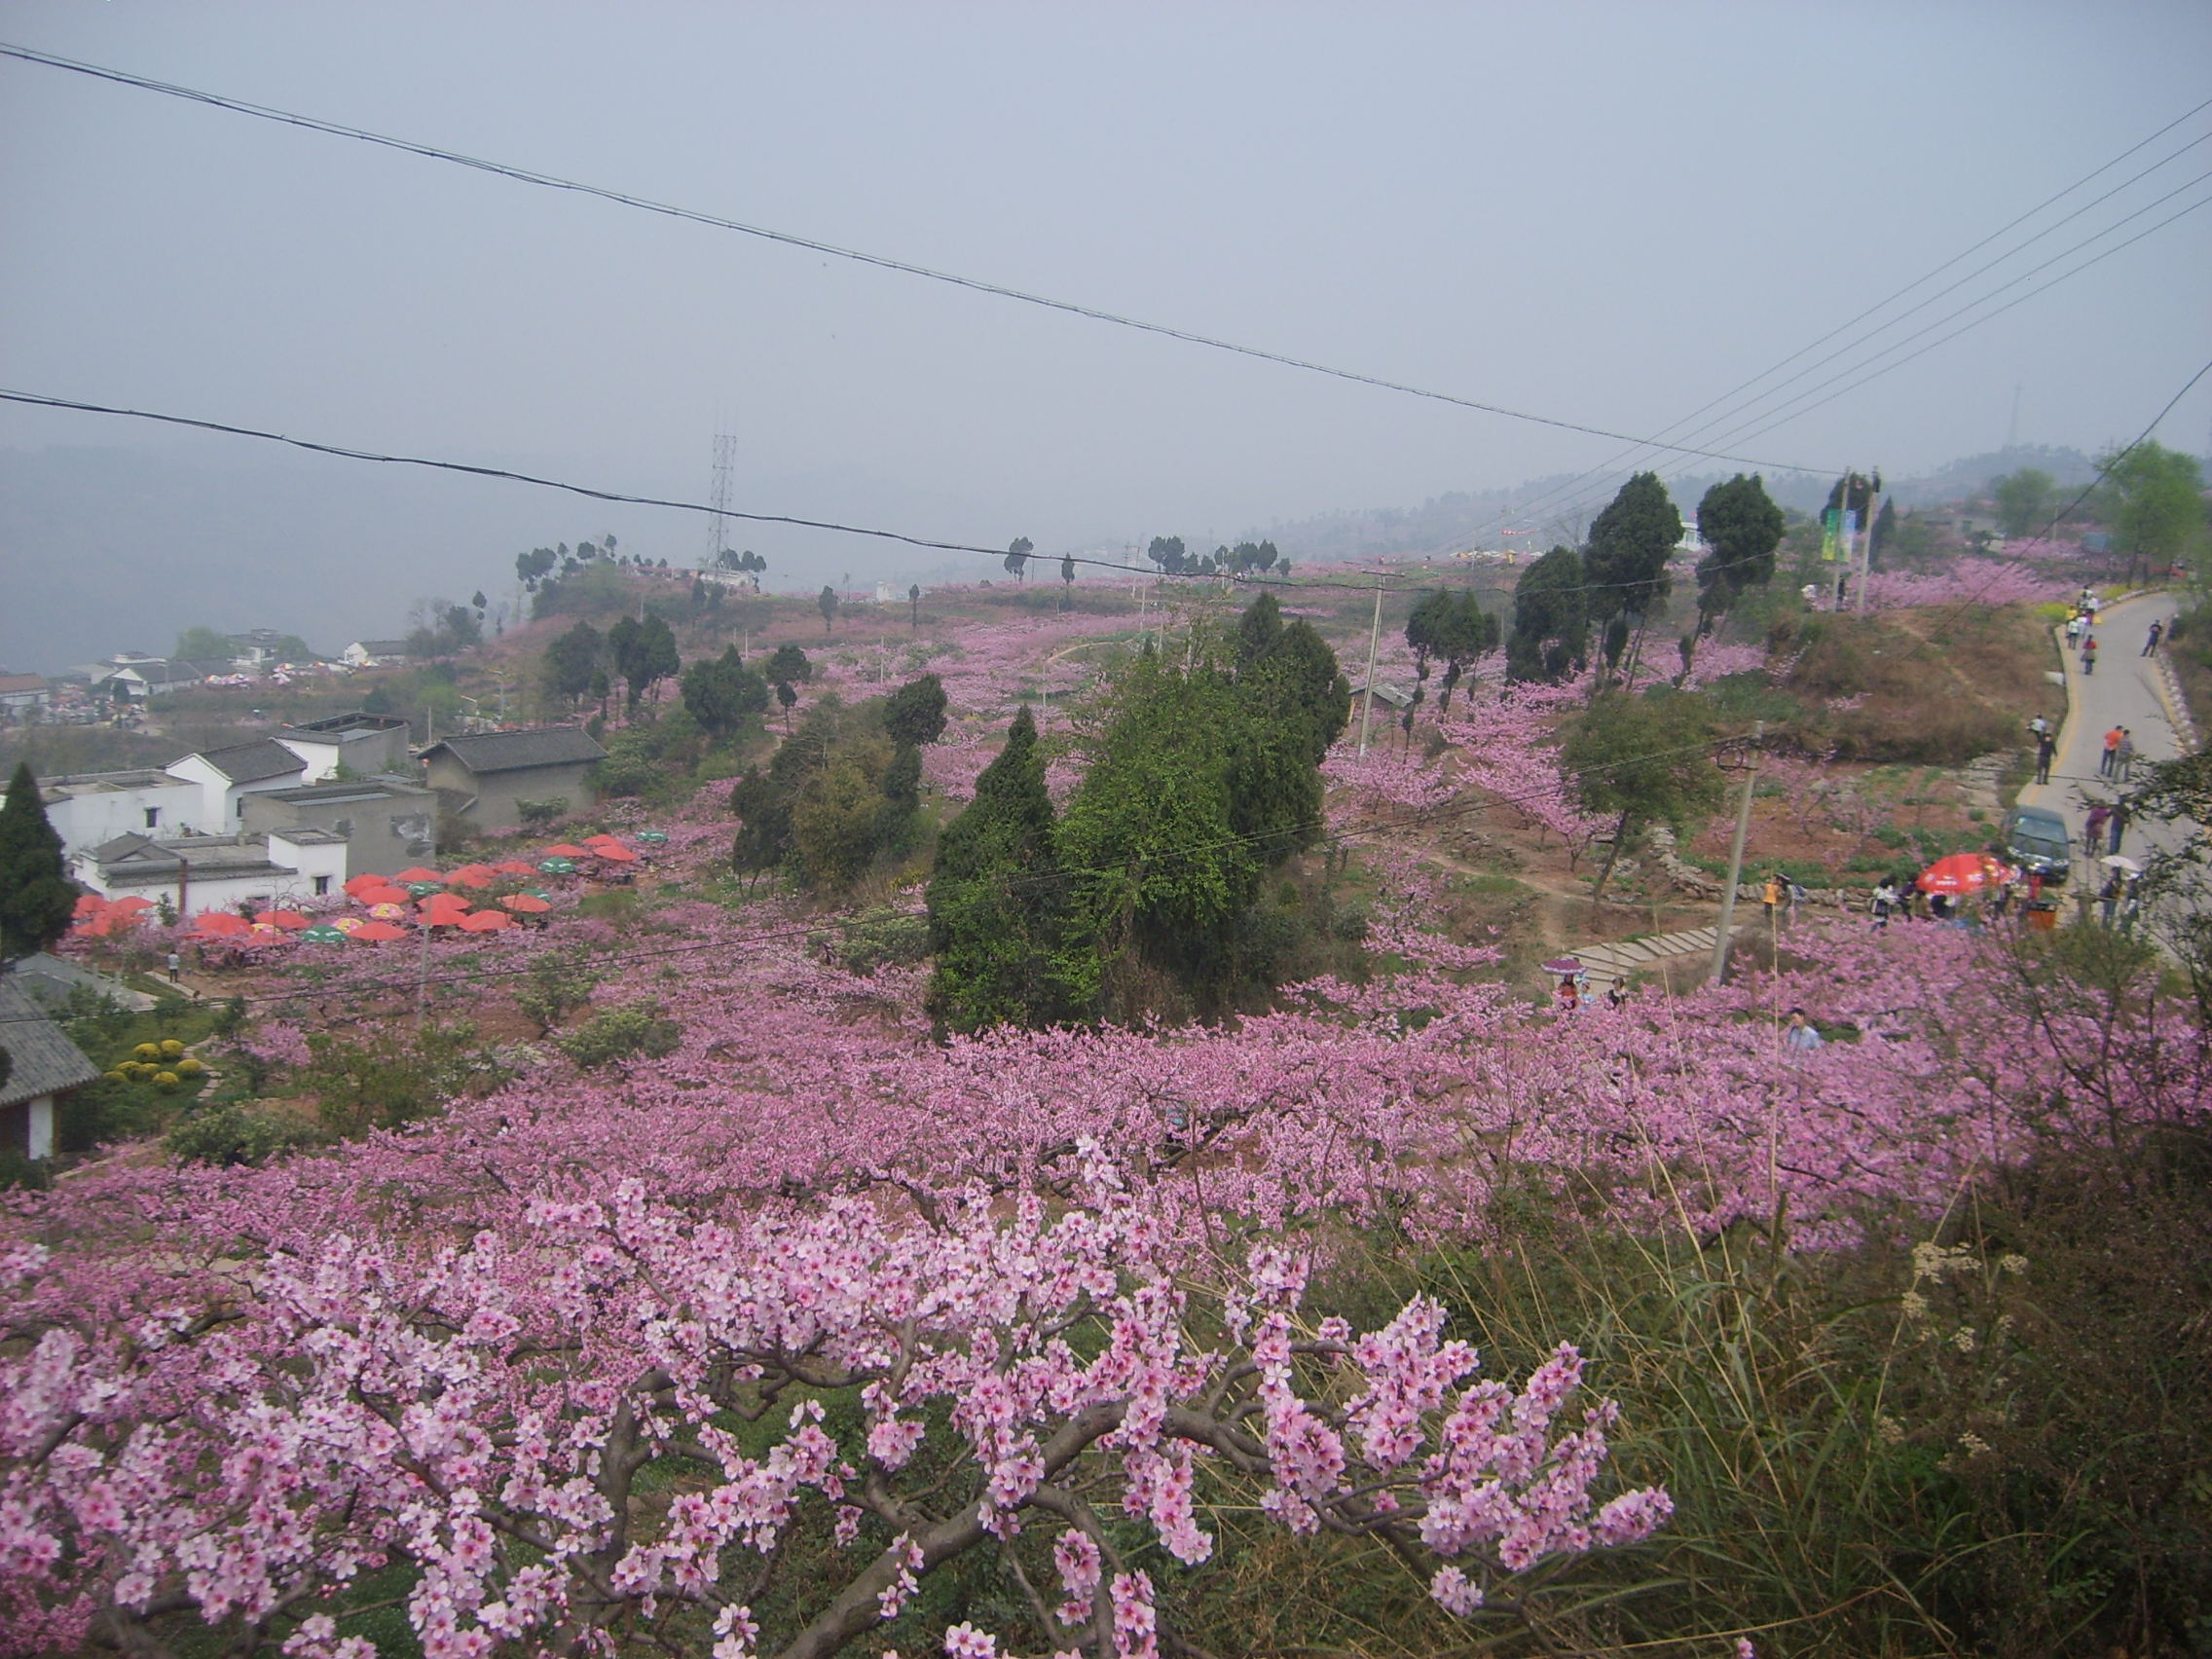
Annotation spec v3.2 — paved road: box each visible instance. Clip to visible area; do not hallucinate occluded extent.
[2016,590,2189,892]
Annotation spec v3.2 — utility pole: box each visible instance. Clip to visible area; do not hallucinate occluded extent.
[1854,467,1877,615]
[1356,575,1384,756]
[1710,720,1763,985]
[415,913,430,1035]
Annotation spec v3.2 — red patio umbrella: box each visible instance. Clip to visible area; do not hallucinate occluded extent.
[393,866,445,883]
[419,895,472,919]
[493,860,538,876]
[108,895,158,913]
[593,842,640,863]
[349,921,409,943]
[447,864,497,887]
[540,843,591,858]
[193,910,251,938]
[1916,853,2016,895]
[255,909,313,930]
[354,884,412,907]
[343,872,389,900]
[73,894,110,916]
[498,893,552,913]
[459,908,514,932]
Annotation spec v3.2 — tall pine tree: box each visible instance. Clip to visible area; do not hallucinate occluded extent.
[924,707,1084,1034]
[0,762,76,964]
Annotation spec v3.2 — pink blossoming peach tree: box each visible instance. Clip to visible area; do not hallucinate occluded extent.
[0,1154,1671,1659]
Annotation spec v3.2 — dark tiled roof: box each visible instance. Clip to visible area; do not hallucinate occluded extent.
[194,740,309,784]
[0,976,101,1110]
[92,831,173,864]
[261,778,433,804]
[0,673,48,695]
[279,713,409,738]
[424,728,606,776]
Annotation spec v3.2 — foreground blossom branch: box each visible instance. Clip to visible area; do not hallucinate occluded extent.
[1,1173,1668,1659]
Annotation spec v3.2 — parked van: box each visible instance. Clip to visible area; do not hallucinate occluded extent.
[2000,804,2072,885]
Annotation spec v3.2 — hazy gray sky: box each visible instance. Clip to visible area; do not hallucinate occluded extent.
[3,3,2209,664]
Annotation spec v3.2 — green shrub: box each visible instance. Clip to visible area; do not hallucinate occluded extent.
[556,1005,682,1070]
[820,906,932,976]
[166,1102,317,1166]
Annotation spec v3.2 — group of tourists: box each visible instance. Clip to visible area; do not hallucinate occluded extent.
[2065,591,2104,675]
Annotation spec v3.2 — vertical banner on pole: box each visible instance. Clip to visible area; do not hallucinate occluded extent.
[1820,508,1841,562]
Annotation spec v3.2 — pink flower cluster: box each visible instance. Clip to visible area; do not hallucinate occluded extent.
[1,1178,1669,1656]
[1862,559,2069,610]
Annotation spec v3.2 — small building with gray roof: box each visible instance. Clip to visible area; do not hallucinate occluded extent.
[420,727,605,830]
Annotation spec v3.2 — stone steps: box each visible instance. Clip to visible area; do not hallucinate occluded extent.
[1563,924,1732,991]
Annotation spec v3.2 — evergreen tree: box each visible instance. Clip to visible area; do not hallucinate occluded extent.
[882,674,949,751]
[925,707,1083,1033]
[543,620,604,705]
[1693,474,1786,639]
[680,646,769,741]
[0,762,75,964]
[1506,546,1589,683]
[1431,591,1498,715]
[1870,496,1898,565]
[1585,472,1681,626]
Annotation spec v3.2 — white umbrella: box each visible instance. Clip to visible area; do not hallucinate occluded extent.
[2100,854,2143,873]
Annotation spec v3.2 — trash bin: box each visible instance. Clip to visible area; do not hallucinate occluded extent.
[2026,903,2059,933]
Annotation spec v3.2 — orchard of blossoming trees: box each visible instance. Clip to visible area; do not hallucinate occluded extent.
[4,566,2204,1657]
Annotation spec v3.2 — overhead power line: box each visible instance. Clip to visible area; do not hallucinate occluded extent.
[0,386,1780,608]
[1677,191,2212,470]
[0,39,1827,474]
[1505,98,2212,533]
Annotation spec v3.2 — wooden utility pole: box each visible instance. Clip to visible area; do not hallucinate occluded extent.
[1854,469,1875,614]
[1356,577,1384,756]
[1710,720,1763,985]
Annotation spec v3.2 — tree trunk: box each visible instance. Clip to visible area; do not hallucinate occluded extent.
[1591,807,1634,910]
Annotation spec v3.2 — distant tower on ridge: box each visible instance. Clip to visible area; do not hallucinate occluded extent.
[707,433,737,569]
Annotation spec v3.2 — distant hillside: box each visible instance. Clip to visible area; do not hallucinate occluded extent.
[1254,444,2147,566]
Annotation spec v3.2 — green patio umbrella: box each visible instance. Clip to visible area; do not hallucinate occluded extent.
[538,858,577,875]
[637,830,669,845]
[301,924,347,944]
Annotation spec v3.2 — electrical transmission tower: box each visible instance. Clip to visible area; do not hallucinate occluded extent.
[706,433,737,569]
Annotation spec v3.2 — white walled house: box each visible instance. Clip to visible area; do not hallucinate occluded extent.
[74,827,350,913]
[165,740,310,828]
[19,769,212,858]
[341,640,410,668]
[0,977,97,1163]
[271,712,411,781]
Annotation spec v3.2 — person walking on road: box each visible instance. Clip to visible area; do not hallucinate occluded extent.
[2108,800,2130,856]
[2101,725,2123,777]
[2081,635,2098,676]
[2083,803,2111,861]
[2144,619,2164,655]
[2066,612,2084,648]
[2035,727,2057,785]
[2114,729,2137,784]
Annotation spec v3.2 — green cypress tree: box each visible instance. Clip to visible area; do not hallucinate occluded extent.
[925,707,1085,1034]
[0,761,76,964]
